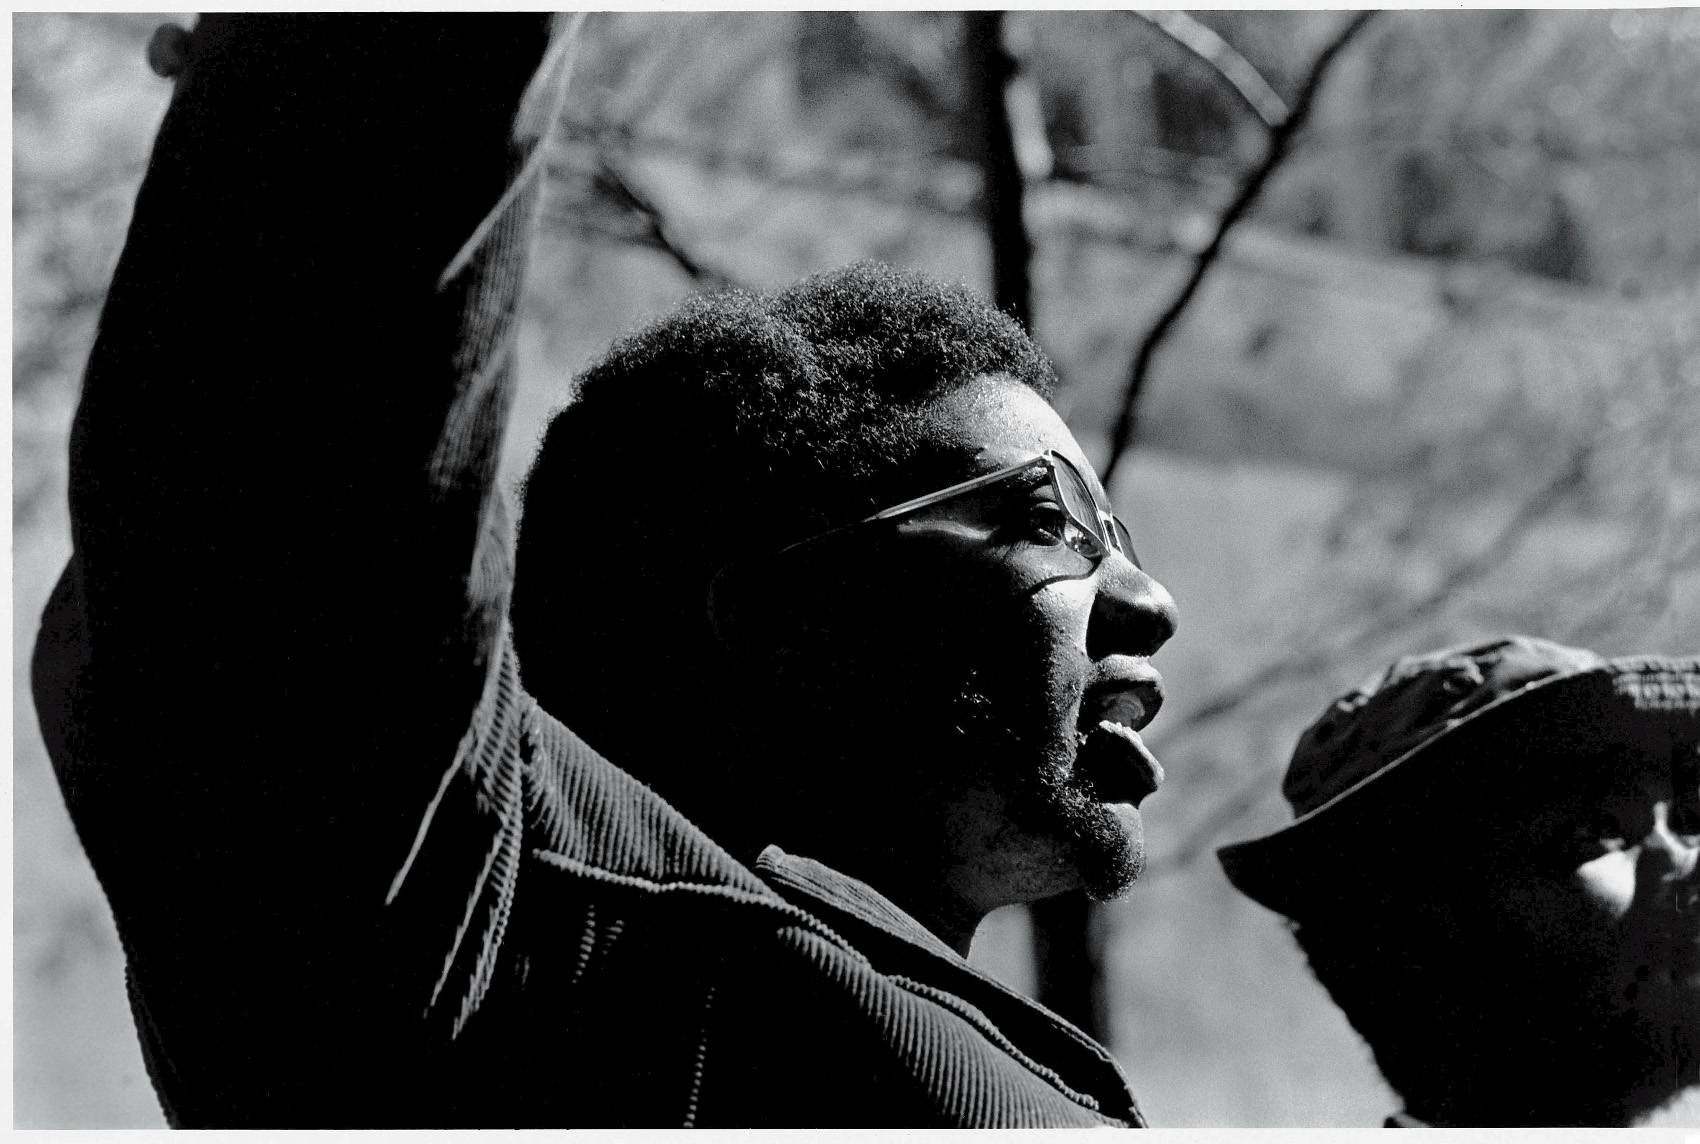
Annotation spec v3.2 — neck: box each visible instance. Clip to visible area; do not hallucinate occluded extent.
[872,875,988,957]
[796,834,990,957]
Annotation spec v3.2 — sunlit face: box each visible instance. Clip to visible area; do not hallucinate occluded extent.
[759,376,1179,915]
[1468,745,1700,1120]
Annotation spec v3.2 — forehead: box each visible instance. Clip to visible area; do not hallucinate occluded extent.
[917,375,1106,501]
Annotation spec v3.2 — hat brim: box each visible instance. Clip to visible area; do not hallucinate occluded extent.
[1217,657,1699,920]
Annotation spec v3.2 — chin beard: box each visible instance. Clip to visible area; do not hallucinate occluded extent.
[951,673,1143,901]
[756,616,1142,899]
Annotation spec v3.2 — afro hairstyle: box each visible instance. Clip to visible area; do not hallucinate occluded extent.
[510,262,1057,834]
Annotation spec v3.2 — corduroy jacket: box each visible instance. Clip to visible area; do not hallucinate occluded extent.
[32,15,1145,1127]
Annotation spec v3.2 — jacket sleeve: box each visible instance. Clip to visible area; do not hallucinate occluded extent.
[32,14,555,1011]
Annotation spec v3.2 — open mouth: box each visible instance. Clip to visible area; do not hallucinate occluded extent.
[1073,679,1166,805]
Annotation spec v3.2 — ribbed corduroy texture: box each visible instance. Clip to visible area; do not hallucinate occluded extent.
[33,15,1144,1127]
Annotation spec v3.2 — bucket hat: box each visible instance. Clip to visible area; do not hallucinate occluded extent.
[1217,635,1700,920]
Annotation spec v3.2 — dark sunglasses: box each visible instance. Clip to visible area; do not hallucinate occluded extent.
[706,451,1138,643]
[778,449,1138,571]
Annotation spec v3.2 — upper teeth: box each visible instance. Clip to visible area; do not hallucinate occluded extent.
[1096,692,1146,730]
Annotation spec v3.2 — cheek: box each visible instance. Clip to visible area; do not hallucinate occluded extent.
[1018,583,1093,709]
[1040,578,1095,650]
[1576,850,1639,919]
[1022,579,1094,688]
[947,588,1091,735]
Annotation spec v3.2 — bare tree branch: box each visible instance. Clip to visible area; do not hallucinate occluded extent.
[1151,440,1591,756]
[549,132,980,224]
[1131,10,1289,130]
[1101,10,1377,488]
[540,133,1677,346]
[1137,439,1595,878]
[964,11,1035,331]
[594,159,738,289]
[541,118,1694,263]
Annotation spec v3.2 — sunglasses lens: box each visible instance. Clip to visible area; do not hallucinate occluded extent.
[1052,458,1100,537]
[1112,517,1140,567]
[1052,454,1141,569]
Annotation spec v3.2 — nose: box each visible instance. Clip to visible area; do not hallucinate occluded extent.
[1086,552,1178,660]
[1643,800,1700,883]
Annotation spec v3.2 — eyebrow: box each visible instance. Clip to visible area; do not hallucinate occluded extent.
[1004,466,1052,494]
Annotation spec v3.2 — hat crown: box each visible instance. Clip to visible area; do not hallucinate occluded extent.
[1281,636,1605,818]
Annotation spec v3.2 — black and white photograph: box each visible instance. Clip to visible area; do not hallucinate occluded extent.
[12,9,1700,1128]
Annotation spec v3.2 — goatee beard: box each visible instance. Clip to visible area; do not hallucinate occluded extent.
[950,674,1142,900]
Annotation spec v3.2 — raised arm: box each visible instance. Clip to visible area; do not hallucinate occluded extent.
[32,19,556,1106]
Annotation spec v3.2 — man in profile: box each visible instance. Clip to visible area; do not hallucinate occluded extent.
[33,15,1178,1127]
[1220,635,1700,1126]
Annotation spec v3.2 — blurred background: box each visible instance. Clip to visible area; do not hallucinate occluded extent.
[13,10,1700,1128]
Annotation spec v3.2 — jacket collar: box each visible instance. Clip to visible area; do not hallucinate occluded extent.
[522,698,783,903]
[753,844,963,962]
[753,845,1143,1125]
